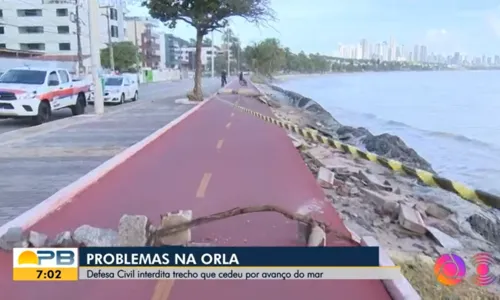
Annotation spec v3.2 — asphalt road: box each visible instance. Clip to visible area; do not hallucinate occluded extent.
[0,77,221,135]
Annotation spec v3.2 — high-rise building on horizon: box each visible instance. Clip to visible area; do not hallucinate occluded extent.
[420,45,427,62]
[382,41,388,61]
[361,39,369,59]
[389,37,396,61]
[413,45,419,62]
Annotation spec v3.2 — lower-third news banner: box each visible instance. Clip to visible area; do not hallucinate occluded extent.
[13,247,401,281]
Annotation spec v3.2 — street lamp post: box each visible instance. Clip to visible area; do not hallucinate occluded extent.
[88,0,104,114]
[211,31,215,78]
[101,7,114,72]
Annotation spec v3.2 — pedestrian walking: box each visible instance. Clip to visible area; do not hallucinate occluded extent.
[221,70,227,87]
[239,71,247,86]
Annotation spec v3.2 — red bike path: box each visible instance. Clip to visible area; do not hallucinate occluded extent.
[0,81,392,300]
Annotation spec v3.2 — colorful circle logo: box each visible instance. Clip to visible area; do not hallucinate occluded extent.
[472,252,497,286]
[434,254,467,286]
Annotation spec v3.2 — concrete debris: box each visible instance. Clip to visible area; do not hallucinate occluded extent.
[1,227,23,243]
[305,147,338,169]
[317,167,335,188]
[49,231,76,247]
[349,187,361,197]
[425,203,453,220]
[398,205,427,235]
[287,133,305,149]
[357,170,392,192]
[307,225,326,247]
[118,215,152,246]
[360,188,399,217]
[426,226,462,250]
[335,184,350,197]
[0,227,27,251]
[73,225,119,247]
[28,231,48,247]
[274,86,500,292]
[157,210,192,245]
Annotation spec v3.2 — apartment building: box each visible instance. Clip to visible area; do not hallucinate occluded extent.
[179,46,232,70]
[125,17,161,68]
[164,33,189,68]
[0,0,126,69]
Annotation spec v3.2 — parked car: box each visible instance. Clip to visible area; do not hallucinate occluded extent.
[88,75,138,105]
[0,67,91,124]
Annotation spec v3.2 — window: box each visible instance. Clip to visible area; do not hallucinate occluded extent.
[0,9,3,18]
[48,71,59,85]
[104,77,123,86]
[57,70,69,83]
[57,26,70,34]
[19,26,44,34]
[0,69,47,84]
[56,8,68,17]
[109,8,118,20]
[20,43,45,51]
[0,44,5,49]
[0,27,4,34]
[17,9,42,17]
[59,43,71,51]
[111,25,118,38]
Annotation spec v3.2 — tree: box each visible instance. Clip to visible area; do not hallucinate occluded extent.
[203,38,212,47]
[243,38,285,76]
[100,42,139,72]
[144,0,275,101]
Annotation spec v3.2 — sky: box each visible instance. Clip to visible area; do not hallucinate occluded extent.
[128,0,500,57]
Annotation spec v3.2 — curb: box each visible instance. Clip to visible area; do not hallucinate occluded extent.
[361,236,421,300]
[247,80,270,105]
[0,82,230,237]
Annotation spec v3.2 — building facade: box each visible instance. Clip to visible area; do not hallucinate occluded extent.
[125,17,161,68]
[0,0,126,70]
[164,33,189,68]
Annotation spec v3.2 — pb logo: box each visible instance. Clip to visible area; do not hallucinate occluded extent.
[13,248,78,268]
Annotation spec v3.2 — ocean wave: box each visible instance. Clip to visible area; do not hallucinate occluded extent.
[339,108,499,151]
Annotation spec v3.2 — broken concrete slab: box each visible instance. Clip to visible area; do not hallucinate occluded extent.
[307,225,326,246]
[0,227,28,251]
[118,215,152,246]
[305,146,338,169]
[398,205,426,235]
[287,133,307,149]
[49,231,76,247]
[1,227,23,243]
[73,225,119,247]
[157,210,192,245]
[425,203,453,220]
[359,188,400,217]
[426,226,462,249]
[28,231,48,247]
[357,170,393,192]
[317,167,335,189]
